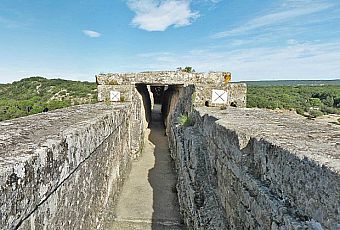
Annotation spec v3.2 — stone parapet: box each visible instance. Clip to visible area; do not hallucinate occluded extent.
[168,86,340,229]
[0,101,147,229]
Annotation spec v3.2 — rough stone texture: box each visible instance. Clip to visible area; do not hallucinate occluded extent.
[194,83,246,107]
[96,71,247,108]
[96,71,227,85]
[130,88,149,159]
[167,86,229,230]
[168,86,340,230]
[0,99,147,229]
[97,85,133,103]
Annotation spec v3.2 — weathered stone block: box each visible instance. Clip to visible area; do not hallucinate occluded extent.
[0,100,147,229]
[96,71,247,108]
[167,86,340,230]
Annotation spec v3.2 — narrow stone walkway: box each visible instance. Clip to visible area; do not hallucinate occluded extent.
[106,105,184,230]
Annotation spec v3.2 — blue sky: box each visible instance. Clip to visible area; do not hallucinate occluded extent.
[1,0,340,83]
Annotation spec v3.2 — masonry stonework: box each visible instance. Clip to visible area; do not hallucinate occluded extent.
[0,90,147,229]
[1,72,339,230]
[96,71,247,107]
[167,86,340,230]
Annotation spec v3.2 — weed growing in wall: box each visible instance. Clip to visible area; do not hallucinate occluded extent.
[104,97,111,106]
[178,114,193,127]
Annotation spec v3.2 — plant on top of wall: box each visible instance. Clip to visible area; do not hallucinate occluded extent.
[177,66,195,73]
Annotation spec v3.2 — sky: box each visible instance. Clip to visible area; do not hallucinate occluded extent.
[1,0,340,83]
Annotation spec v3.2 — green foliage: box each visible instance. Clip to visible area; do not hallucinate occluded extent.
[178,114,193,127]
[247,85,340,116]
[309,98,322,107]
[0,77,97,121]
[177,66,195,73]
[295,108,305,116]
[308,110,324,118]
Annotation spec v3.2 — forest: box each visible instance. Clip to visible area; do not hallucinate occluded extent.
[246,84,340,117]
[0,77,97,121]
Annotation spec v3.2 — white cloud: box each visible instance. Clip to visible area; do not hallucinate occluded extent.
[212,1,333,38]
[127,0,199,31]
[133,41,340,81]
[82,30,101,38]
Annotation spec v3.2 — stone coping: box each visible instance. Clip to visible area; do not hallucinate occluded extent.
[0,103,128,171]
[96,71,230,85]
[196,107,340,174]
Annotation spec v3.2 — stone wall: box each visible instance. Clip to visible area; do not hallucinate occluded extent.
[96,71,247,108]
[168,86,340,230]
[96,71,228,86]
[0,92,147,230]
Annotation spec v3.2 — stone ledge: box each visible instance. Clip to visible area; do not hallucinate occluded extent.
[96,71,228,86]
[0,103,133,229]
[196,107,340,173]
[167,85,339,229]
[194,107,340,229]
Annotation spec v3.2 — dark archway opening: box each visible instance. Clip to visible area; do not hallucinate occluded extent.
[150,86,165,104]
[136,84,183,128]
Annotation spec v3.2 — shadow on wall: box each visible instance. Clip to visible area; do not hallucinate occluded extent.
[136,84,152,124]
[151,86,165,104]
[147,105,184,229]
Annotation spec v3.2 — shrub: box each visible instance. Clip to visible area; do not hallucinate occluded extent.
[321,106,339,114]
[309,98,322,107]
[296,108,305,116]
[308,110,324,118]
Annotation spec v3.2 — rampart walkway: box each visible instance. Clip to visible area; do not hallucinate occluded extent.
[106,105,184,230]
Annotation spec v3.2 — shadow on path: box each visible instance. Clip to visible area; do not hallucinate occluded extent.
[106,104,183,229]
[148,105,184,229]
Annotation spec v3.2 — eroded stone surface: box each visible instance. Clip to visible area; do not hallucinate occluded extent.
[1,79,339,230]
[96,71,228,86]
[0,91,147,229]
[197,107,340,173]
[168,86,340,230]
[96,71,247,107]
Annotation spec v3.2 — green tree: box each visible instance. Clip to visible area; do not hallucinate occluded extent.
[309,98,322,107]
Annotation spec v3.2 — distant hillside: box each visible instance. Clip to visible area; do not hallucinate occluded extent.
[239,79,340,86]
[0,77,97,121]
[246,84,340,118]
